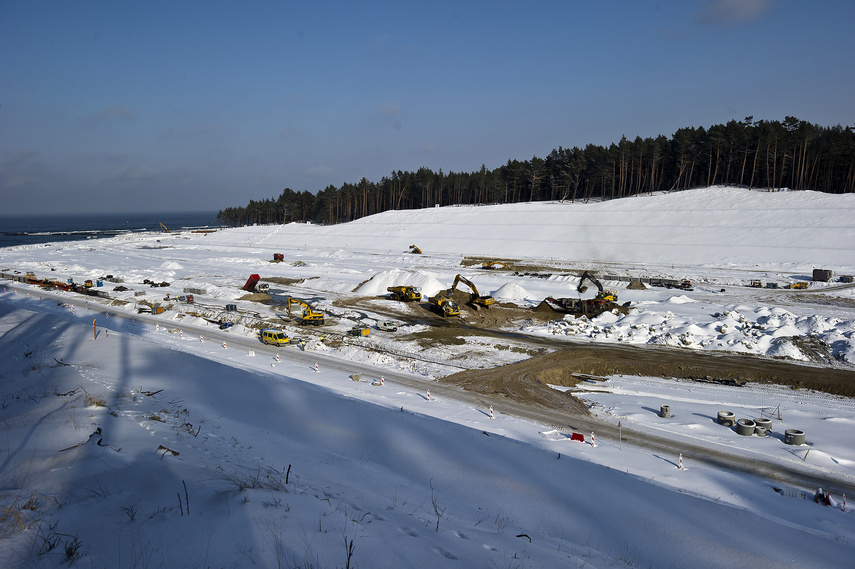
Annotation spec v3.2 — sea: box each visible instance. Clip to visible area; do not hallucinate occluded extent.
[0,211,221,249]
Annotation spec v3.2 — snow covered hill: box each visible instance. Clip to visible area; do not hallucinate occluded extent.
[201,187,855,270]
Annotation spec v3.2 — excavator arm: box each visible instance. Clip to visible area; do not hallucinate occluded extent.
[287,297,325,325]
[577,271,604,295]
[450,274,494,308]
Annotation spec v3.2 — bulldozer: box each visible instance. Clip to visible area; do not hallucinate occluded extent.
[387,285,422,302]
[428,294,460,317]
[449,274,495,309]
[481,261,511,270]
[286,297,325,325]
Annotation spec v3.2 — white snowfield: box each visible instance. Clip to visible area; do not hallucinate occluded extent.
[1,186,854,569]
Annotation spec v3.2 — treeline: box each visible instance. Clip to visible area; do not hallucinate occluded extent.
[217,116,855,226]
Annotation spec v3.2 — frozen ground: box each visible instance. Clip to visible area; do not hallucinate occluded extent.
[1,187,854,568]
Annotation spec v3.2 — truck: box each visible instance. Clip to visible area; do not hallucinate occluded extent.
[243,274,269,293]
[428,295,460,317]
[387,286,422,301]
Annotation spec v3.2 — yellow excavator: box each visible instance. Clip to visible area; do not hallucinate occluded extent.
[428,294,460,317]
[286,297,325,325]
[481,261,511,270]
[159,222,170,233]
[387,285,422,301]
[409,244,422,254]
[577,271,618,302]
[450,274,495,309]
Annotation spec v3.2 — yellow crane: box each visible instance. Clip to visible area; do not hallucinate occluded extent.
[286,297,325,325]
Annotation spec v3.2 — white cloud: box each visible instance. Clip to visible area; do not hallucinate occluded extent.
[696,0,773,25]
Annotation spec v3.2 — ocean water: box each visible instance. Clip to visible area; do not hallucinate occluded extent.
[0,211,220,249]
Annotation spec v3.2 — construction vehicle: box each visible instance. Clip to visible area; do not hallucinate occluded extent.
[159,222,170,233]
[449,274,495,309]
[243,274,261,291]
[286,297,325,325]
[273,253,284,262]
[387,286,422,302]
[428,294,460,317]
[481,261,511,270]
[577,271,617,302]
[348,326,370,337]
[665,280,693,291]
[787,281,809,290]
[409,244,422,254]
[542,271,629,318]
[750,280,762,288]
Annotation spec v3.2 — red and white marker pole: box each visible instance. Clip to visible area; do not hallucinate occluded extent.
[200,335,203,343]
[489,405,494,419]
[275,353,280,362]
[314,362,319,372]
[427,390,431,401]
[156,323,159,331]
[591,432,596,447]
[180,329,183,339]
[679,454,684,470]
[93,318,97,340]
[381,376,384,385]
[132,319,135,326]
[222,341,227,349]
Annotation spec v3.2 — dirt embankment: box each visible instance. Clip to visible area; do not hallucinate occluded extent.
[440,345,855,415]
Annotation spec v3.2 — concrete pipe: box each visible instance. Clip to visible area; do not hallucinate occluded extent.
[784,429,806,445]
[736,418,756,436]
[660,405,671,418]
[717,411,735,426]
[754,417,772,432]
[754,425,767,437]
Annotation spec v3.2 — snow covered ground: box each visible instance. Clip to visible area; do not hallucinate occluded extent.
[1,187,854,568]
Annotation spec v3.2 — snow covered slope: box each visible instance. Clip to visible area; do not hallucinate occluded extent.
[199,187,855,270]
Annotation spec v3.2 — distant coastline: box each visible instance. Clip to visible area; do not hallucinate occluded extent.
[0,211,220,249]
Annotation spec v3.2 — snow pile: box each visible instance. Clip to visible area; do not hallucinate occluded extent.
[354,269,446,298]
[525,304,855,362]
[492,281,533,301]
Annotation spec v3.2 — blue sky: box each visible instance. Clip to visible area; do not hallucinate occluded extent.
[2,0,853,215]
